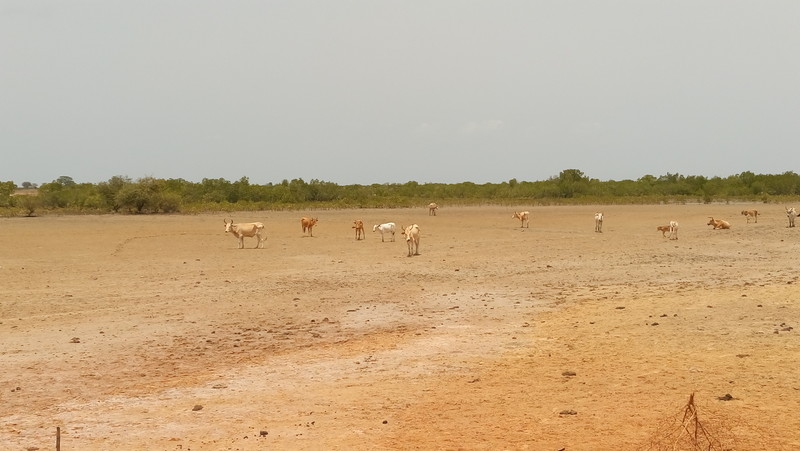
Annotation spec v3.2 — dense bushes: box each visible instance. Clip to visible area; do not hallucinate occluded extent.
[3,169,800,216]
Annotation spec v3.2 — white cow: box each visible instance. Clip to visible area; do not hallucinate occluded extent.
[594,212,604,233]
[512,211,530,228]
[428,203,439,216]
[403,224,421,256]
[787,207,798,228]
[372,222,396,242]
[668,220,678,240]
[224,219,266,249]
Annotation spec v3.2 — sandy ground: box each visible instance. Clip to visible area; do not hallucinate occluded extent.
[1,204,799,450]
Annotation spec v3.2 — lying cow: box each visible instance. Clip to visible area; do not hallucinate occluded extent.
[707,217,731,230]
[301,217,318,236]
[372,222,396,242]
[403,224,421,257]
[353,219,365,240]
[224,219,266,249]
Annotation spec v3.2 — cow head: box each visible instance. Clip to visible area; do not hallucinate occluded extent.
[224,219,234,233]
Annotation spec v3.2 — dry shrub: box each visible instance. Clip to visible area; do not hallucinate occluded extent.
[644,393,786,450]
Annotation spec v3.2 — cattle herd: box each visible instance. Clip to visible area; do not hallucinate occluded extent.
[224,204,800,253]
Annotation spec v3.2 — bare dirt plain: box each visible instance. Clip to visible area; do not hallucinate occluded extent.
[1,204,799,450]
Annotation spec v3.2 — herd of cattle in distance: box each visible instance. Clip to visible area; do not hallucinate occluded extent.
[223,203,438,257]
[223,204,800,254]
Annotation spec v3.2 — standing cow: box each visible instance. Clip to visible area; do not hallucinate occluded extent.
[512,211,530,228]
[594,212,604,233]
[403,224,421,257]
[353,219,365,240]
[301,217,318,236]
[428,203,439,216]
[741,210,758,223]
[787,207,798,228]
[224,219,266,249]
[372,222,396,242]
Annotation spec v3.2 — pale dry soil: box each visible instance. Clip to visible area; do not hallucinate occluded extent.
[1,205,799,450]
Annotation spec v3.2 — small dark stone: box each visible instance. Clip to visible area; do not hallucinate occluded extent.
[559,409,577,415]
[192,404,203,411]
[382,420,388,424]
[718,394,734,401]
[259,430,268,436]
[562,371,577,377]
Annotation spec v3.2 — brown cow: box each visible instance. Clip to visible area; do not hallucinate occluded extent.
[352,219,365,240]
[741,210,758,223]
[707,217,731,230]
[512,211,530,228]
[301,217,318,236]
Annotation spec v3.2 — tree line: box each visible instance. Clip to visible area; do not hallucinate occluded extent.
[3,169,800,216]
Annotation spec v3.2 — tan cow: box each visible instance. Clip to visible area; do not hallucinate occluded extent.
[741,210,758,223]
[656,225,671,238]
[352,219,365,240]
[707,217,731,230]
[512,211,530,228]
[428,203,439,216]
[224,219,266,249]
[301,217,318,236]
[403,224,421,256]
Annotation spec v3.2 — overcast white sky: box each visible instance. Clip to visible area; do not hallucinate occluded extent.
[2,1,799,186]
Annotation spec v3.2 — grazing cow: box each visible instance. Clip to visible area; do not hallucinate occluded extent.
[223,219,266,249]
[669,220,678,240]
[741,210,758,223]
[707,217,731,230]
[403,224,421,256]
[352,219,365,240]
[301,217,318,236]
[372,222,396,242]
[787,207,798,228]
[594,212,604,233]
[428,203,439,216]
[512,211,530,228]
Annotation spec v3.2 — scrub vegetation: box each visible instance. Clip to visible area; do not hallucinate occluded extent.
[3,169,800,216]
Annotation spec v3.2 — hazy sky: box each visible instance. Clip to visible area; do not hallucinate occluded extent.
[3,1,800,186]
